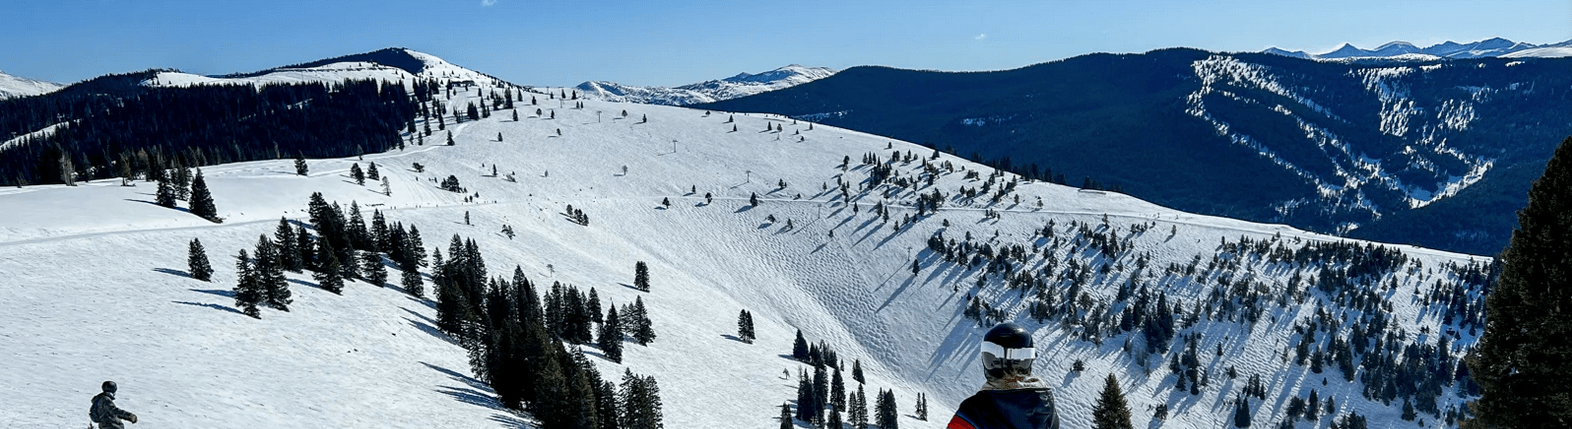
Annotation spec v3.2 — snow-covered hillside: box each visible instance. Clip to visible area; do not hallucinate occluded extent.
[144,48,515,91]
[1264,37,1572,60]
[0,70,1490,429]
[574,64,836,105]
[0,70,64,99]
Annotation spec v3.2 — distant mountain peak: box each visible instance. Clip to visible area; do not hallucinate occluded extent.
[1263,37,1570,60]
[0,70,64,99]
[144,47,515,89]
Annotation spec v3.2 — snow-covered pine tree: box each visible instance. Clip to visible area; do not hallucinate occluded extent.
[233,249,262,318]
[189,169,218,222]
[187,238,213,281]
[315,239,344,294]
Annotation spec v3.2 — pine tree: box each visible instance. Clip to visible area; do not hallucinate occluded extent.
[832,365,847,410]
[796,370,816,422]
[1468,137,1572,428]
[813,365,829,420]
[630,297,656,345]
[367,162,380,181]
[274,218,302,272]
[315,239,344,294]
[1093,373,1134,429]
[738,310,754,343]
[1233,395,1253,428]
[155,175,176,207]
[189,169,218,222]
[793,330,810,361]
[853,359,865,384]
[875,389,898,429]
[351,163,365,185]
[399,243,423,297]
[254,235,290,311]
[850,385,868,429]
[233,250,262,318]
[599,306,624,362]
[750,192,759,206]
[780,402,793,429]
[633,261,650,291]
[294,156,308,175]
[361,250,387,287]
[187,238,213,281]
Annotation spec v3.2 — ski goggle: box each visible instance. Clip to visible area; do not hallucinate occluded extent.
[981,342,1035,378]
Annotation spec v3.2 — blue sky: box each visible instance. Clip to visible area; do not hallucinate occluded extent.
[6,0,1570,87]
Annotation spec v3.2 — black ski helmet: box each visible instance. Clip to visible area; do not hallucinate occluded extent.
[981,323,1035,380]
[102,381,117,393]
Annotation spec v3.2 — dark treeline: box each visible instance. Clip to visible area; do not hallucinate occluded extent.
[0,74,421,186]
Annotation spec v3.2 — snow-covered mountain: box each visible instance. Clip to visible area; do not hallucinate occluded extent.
[1,50,1493,429]
[144,48,518,90]
[0,71,64,99]
[573,64,836,105]
[1265,37,1572,60]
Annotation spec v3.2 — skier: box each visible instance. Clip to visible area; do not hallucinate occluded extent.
[90,381,138,428]
[947,323,1059,429]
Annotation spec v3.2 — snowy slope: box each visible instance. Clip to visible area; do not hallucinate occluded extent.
[0,70,64,99]
[0,76,1489,429]
[1264,37,1572,60]
[144,48,514,90]
[574,65,836,105]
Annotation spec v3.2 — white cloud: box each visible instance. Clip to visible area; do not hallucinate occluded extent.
[974,33,987,40]
[481,0,497,6]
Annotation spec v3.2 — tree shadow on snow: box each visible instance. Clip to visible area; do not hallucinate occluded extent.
[153,268,191,278]
[124,199,193,214]
[404,308,457,345]
[189,288,235,298]
[171,301,244,316]
[423,361,532,428]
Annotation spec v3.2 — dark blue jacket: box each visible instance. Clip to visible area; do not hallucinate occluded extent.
[91,391,135,429]
[948,385,1060,429]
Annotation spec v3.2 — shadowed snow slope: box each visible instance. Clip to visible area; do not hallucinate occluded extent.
[0,84,1486,428]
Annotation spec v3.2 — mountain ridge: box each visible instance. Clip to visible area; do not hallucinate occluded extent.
[1266,37,1572,60]
[696,48,1572,256]
[573,64,836,105]
[0,71,64,99]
